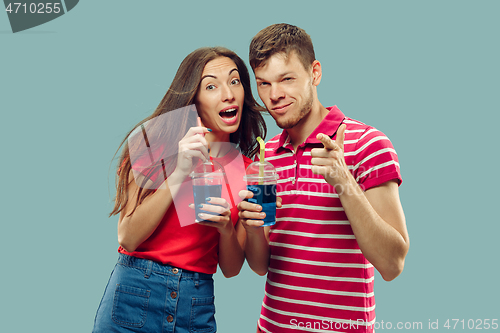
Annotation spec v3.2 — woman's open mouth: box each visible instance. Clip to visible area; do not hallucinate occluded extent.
[219,106,239,125]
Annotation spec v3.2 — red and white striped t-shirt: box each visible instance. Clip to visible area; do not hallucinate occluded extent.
[258,106,402,333]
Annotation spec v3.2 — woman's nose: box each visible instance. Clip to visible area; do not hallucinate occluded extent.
[221,84,235,102]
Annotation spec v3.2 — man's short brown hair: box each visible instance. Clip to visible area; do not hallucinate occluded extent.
[249,23,315,71]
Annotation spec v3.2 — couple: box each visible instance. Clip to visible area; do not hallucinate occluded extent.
[93,24,409,333]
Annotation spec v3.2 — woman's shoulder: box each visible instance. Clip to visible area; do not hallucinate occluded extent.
[242,154,253,168]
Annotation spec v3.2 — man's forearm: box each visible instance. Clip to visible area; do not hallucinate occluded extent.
[337,179,409,281]
[244,228,270,276]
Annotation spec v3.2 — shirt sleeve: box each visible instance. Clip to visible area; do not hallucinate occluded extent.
[350,127,402,191]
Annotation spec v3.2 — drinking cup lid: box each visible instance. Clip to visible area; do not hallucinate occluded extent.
[243,173,278,182]
[244,161,278,181]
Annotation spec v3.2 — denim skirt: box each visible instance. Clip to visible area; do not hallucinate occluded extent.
[92,253,216,333]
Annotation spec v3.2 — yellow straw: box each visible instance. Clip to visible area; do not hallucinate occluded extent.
[257,137,265,185]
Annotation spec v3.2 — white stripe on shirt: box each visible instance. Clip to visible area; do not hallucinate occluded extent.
[261,303,376,327]
[270,230,355,239]
[275,217,349,225]
[265,291,376,312]
[260,314,341,333]
[355,160,400,182]
[349,148,396,170]
[266,152,294,161]
[280,203,344,211]
[267,278,374,298]
[344,136,390,157]
[270,255,373,269]
[277,190,338,198]
[270,242,362,254]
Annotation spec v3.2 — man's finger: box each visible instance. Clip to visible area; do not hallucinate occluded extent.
[241,219,265,228]
[316,133,337,150]
[237,200,262,213]
[311,157,332,166]
[310,147,333,158]
[317,133,342,152]
[277,196,282,207]
[238,190,254,200]
[239,209,266,221]
[335,124,346,151]
[311,165,329,176]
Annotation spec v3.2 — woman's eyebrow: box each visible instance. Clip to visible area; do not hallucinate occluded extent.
[201,68,239,82]
[201,74,217,81]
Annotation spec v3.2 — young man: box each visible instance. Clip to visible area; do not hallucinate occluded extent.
[238,24,409,332]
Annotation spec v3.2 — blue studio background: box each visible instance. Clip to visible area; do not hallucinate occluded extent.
[1,1,499,332]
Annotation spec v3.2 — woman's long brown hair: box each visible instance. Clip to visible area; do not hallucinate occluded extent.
[110,47,267,217]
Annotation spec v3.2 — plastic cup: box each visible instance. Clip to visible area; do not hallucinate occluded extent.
[244,161,278,227]
[190,160,224,222]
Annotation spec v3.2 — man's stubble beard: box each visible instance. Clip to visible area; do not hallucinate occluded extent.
[275,87,314,130]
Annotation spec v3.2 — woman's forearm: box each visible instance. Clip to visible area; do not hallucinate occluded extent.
[218,224,245,278]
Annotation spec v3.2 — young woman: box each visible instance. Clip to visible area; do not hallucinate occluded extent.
[92,47,266,333]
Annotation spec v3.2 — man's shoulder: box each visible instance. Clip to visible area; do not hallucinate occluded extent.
[343,117,374,132]
[266,133,282,144]
[342,116,389,143]
[253,133,284,162]
[264,133,283,150]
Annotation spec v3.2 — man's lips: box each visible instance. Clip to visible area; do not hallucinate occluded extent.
[271,102,292,114]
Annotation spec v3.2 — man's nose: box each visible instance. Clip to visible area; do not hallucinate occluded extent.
[270,85,284,102]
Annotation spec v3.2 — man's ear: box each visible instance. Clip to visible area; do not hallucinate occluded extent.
[311,60,322,86]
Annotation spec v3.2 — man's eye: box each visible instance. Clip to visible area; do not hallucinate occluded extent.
[283,77,293,81]
[258,82,269,86]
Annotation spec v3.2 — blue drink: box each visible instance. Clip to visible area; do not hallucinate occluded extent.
[193,184,222,222]
[190,160,225,224]
[246,184,277,226]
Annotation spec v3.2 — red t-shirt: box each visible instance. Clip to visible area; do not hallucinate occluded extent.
[119,147,251,274]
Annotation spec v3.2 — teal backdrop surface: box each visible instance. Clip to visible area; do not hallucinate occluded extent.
[1,1,499,332]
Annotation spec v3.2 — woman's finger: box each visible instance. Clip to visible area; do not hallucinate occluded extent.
[179,134,209,150]
[185,126,211,139]
[178,150,208,162]
[197,203,230,216]
[179,142,209,159]
[204,197,230,209]
[196,213,231,226]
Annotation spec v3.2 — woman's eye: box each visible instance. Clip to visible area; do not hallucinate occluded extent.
[231,78,241,85]
[206,84,216,90]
